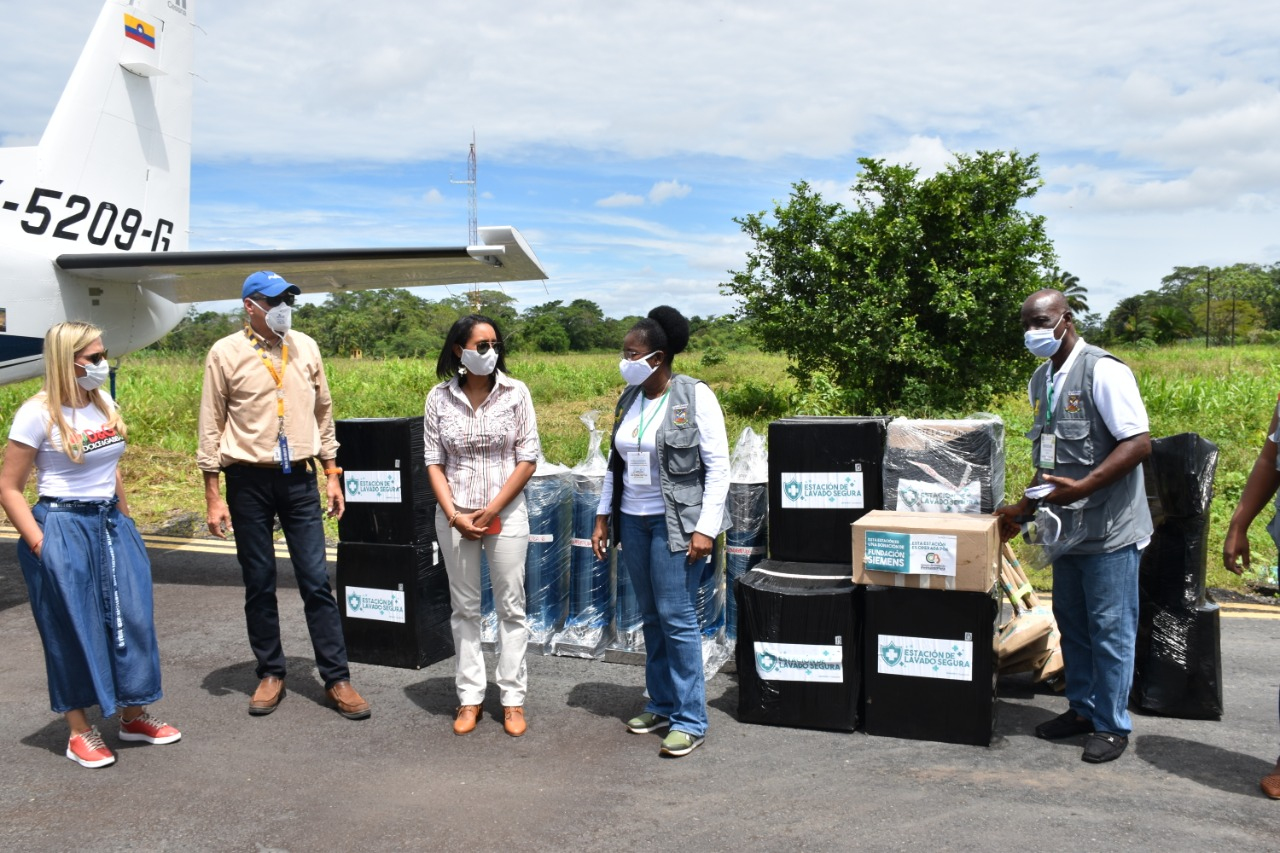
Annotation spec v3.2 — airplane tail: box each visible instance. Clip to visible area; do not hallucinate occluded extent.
[26,0,194,256]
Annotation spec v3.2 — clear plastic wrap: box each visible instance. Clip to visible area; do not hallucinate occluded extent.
[725,427,769,643]
[552,411,617,659]
[522,462,572,652]
[882,416,1005,514]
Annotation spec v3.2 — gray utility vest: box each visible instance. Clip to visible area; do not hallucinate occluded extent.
[1027,343,1152,554]
[607,373,731,553]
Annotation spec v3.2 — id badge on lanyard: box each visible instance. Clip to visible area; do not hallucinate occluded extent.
[626,451,652,486]
[1040,374,1056,469]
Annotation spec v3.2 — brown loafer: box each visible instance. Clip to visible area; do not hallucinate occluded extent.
[454,704,482,735]
[1262,759,1280,799]
[326,680,371,720]
[249,676,286,716]
[503,706,527,737]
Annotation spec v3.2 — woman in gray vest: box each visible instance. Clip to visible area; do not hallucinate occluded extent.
[1223,405,1280,798]
[591,306,731,757]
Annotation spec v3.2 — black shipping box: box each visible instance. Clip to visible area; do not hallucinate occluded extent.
[736,560,862,732]
[337,542,453,669]
[768,417,890,564]
[1132,601,1223,719]
[336,417,437,546]
[862,585,998,746]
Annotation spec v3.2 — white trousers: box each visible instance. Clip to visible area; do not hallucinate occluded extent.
[435,495,529,707]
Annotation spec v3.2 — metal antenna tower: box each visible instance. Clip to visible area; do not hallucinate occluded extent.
[449,133,479,306]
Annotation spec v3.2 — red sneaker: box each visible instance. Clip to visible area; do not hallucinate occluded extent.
[118,711,182,745]
[67,726,116,768]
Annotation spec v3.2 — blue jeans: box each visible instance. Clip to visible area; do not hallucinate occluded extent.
[224,464,349,688]
[1052,544,1141,736]
[619,513,708,737]
[18,499,162,716]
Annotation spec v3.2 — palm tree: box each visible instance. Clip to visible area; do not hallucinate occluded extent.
[1046,268,1090,314]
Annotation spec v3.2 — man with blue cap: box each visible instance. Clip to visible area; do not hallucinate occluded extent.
[197,271,371,719]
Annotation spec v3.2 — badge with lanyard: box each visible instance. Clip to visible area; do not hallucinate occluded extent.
[246,328,292,473]
[625,388,669,486]
[1039,374,1056,470]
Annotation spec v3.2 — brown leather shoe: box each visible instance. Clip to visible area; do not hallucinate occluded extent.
[1262,759,1280,799]
[503,706,527,737]
[249,676,286,716]
[326,680,371,720]
[453,704,482,735]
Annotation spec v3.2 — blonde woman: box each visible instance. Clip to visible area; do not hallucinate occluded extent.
[0,323,180,769]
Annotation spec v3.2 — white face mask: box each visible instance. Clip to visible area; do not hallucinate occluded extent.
[76,360,110,391]
[460,346,498,376]
[619,353,659,386]
[1024,314,1065,358]
[264,303,292,336]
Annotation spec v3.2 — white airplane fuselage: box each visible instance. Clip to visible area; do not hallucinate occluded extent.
[0,0,545,386]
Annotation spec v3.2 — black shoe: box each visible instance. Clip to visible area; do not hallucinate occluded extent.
[1081,732,1128,763]
[1035,710,1094,740]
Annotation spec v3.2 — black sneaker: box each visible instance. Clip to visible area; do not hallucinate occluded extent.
[1082,732,1128,763]
[1035,710,1094,740]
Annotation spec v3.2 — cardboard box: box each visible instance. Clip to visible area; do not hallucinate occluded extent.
[852,510,999,592]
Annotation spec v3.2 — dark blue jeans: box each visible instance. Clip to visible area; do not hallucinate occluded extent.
[224,464,349,688]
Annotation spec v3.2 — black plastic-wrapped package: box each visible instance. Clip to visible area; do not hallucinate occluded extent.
[862,584,998,746]
[882,417,1005,514]
[337,542,453,669]
[1132,601,1223,719]
[768,416,890,564]
[735,560,861,732]
[1139,512,1211,609]
[1144,433,1219,520]
[336,418,437,547]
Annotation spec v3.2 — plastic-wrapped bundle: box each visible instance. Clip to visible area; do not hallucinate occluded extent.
[1132,601,1223,719]
[479,552,497,646]
[1140,433,1220,609]
[609,545,646,655]
[726,427,769,642]
[522,464,572,651]
[695,543,725,639]
[1132,432,1222,718]
[553,412,617,658]
[882,416,1005,514]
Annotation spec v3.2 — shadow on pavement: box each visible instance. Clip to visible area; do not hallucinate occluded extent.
[199,656,336,709]
[566,680,647,720]
[1136,734,1275,797]
[403,676,459,720]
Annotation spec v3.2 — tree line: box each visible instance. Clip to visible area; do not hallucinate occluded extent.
[145,289,756,359]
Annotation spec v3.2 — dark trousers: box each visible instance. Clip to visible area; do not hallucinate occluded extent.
[224,464,349,688]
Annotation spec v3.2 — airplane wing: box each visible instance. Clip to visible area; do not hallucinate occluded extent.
[55,225,547,303]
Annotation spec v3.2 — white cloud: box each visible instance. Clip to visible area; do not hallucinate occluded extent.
[422,188,445,205]
[596,193,646,208]
[648,180,691,205]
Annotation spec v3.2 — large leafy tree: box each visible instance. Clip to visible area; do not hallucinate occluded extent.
[725,151,1055,413]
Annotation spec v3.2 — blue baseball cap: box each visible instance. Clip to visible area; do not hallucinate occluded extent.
[241,270,302,301]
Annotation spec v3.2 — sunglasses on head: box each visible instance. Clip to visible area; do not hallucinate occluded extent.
[79,351,108,365]
[473,340,501,355]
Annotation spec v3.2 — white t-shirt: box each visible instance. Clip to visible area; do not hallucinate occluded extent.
[8,397,126,499]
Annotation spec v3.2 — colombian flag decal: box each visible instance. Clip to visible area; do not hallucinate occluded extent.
[124,14,156,49]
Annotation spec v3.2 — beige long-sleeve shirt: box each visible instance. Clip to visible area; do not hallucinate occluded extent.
[197,327,339,472]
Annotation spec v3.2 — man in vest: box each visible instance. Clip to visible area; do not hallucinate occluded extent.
[996,289,1152,763]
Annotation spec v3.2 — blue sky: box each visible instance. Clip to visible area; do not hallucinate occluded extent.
[5,0,1280,321]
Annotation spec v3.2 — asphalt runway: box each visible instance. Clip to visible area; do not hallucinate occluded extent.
[1,531,1277,851]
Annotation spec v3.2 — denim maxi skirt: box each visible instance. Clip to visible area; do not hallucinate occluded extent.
[17,499,162,716]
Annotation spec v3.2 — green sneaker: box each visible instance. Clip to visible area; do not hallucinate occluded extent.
[659,730,704,757]
[625,712,669,734]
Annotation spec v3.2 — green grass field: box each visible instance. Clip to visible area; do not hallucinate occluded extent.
[0,342,1274,592]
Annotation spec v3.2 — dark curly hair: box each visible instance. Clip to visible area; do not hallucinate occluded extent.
[629,305,689,366]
